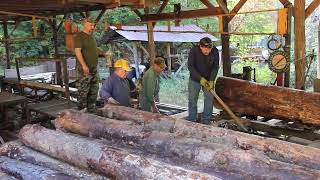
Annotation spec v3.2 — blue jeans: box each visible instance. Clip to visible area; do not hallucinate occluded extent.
[187,79,214,123]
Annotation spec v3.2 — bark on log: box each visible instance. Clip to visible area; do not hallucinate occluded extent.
[56,110,320,179]
[214,76,320,126]
[0,141,108,180]
[0,156,76,180]
[97,104,320,171]
[19,124,219,180]
[0,171,18,180]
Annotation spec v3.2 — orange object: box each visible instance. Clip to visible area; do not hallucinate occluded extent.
[72,25,80,33]
[64,21,73,33]
[115,24,122,30]
[218,16,223,33]
[277,8,288,36]
[65,34,75,52]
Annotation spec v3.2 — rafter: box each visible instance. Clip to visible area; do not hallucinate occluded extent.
[228,0,247,22]
[200,0,215,8]
[157,0,169,14]
[216,0,229,13]
[305,0,320,19]
[57,15,66,31]
[133,9,142,18]
[278,0,292,7]
[95,8,106,22]
[141,7,224,22]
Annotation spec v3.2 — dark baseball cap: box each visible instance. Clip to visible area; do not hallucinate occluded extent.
[199,37,212,48]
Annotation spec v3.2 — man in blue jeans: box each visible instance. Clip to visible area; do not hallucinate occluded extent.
[187,37,219,124]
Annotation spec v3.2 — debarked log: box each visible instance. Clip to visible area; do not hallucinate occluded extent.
[215,76,320,126]
[97,104,320,171]
[0,141,108,180]
[55,110,320,179]
[19,124,219,180]
[0,156,76,180]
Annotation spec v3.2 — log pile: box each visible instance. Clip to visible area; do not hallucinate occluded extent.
[1,105,320,179]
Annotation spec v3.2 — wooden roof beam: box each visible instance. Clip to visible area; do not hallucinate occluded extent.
[278,0,292,7]
[141,7,224,22]
[133,9,142,18]
[305,0,320,19]
[200,0,215,8]
[216,0,229,14]
[57,15,66,31]
[157,0,169,14]
[95,8,106,23]
[228,0,247,22]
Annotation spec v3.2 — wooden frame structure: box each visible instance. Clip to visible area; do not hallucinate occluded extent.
[14,57,71,100]
[135,0,320,89]
[0,0,319,90]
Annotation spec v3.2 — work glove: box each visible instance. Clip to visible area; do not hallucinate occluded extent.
[203,81,214,92]
[208,81,214,89]
[200,77,208,87]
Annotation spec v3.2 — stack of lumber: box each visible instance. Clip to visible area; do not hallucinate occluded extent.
[0,105,320,179]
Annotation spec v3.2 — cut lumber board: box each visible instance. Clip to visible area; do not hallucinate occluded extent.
[0,156,76,180]
[97,104,320,171]
[56,110,320,179]
[215,76,320,126]
[0,141,108,180]
[19,124,220,180]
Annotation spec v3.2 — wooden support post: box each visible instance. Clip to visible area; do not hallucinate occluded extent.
[294,0,306,89]
[132,42,140,78]
[147,21,156,65]
[166,42,171,74]
[140,46,144,64]
[221,0,231,77]
[3,20,10,69]
[52,17,62,86]
[284,5,293,87]
[315,20,320,92]
[61,58,70,101]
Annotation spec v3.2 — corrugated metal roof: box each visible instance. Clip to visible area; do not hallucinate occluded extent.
[112,24,219,42]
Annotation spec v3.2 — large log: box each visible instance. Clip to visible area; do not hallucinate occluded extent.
[97,104,320,170]
[0,171,18,180]
[214,76,320,126]
[0,156,76,180]
[56,110,320,179]
[0,141,108,180]
[19,124,219,180]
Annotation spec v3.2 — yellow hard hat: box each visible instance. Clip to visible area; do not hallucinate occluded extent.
[114,59,131,71]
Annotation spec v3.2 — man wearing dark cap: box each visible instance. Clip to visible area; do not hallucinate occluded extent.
[139,57,166,113]
[187,37,220,124]
[74,17,106,112]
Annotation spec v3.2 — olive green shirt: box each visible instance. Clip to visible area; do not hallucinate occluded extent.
[74,32,99,70]
[139,68,159,112]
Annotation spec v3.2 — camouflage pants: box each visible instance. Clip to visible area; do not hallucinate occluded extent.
[76,66,99,112]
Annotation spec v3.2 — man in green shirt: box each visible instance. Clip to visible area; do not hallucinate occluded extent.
[74,17,105,112]
[139,57,166,113]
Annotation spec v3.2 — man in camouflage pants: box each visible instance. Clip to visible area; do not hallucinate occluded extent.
[74,17,105,112]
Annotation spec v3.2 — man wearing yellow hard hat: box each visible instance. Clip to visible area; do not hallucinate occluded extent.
[100,59,132,106]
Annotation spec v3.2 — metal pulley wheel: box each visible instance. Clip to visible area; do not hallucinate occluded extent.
[268,50,290,73]
[267,35,282,51]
